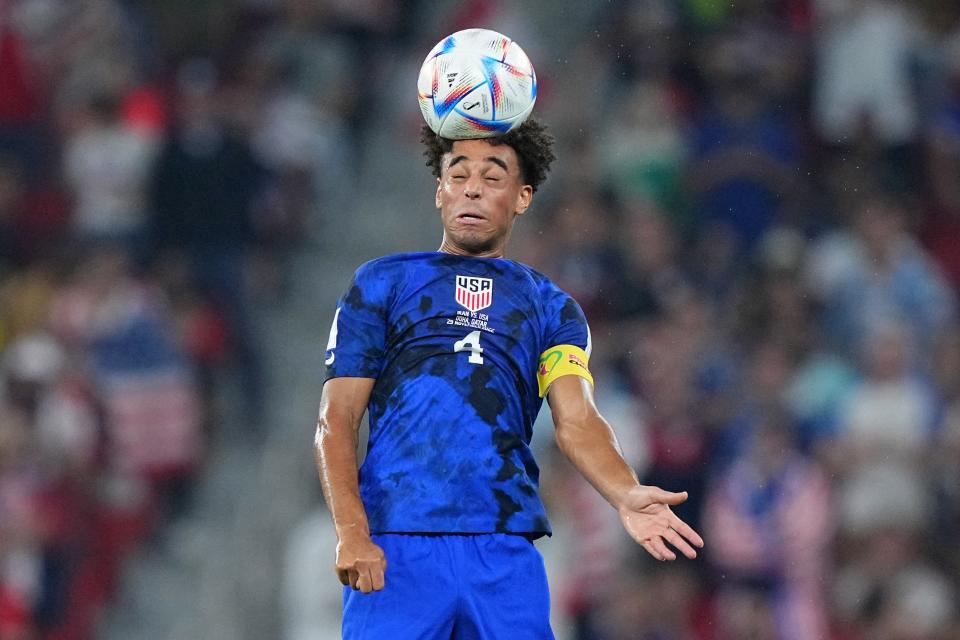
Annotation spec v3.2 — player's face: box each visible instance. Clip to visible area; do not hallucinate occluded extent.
[435,139,533,258]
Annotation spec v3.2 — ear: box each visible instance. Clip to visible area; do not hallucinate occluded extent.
[435,177,442,209]
[515,185,533,216]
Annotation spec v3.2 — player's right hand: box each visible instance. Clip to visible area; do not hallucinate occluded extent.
[335,535,387,594]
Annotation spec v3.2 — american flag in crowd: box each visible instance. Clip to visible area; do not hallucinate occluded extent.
[101,368,200,476]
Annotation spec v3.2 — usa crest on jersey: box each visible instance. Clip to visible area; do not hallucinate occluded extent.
[455,275,493,312]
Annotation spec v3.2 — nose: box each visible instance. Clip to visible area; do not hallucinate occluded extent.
[464,175,482,199]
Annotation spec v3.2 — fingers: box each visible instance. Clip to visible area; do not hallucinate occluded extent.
[642,537,677,562]
[669,515,705,549]
[336,540,387,594]
[640,521,702,562]
[357,562,387,594]
[662,527,698,560]
[623,489,704,561]
[334,563,363,590]
[372,562,386,591]
[356,566,372,593]
[337,561,386,593]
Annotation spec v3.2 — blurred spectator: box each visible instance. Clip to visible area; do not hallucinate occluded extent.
[150,58,267,432]
[599,82,688,224]
[687,220,744,305]
[588,563,710,640]
[49,245,201,515]
[3,332,98,474]
[152,252,230,424]
[785,349,859,455]
[823,316,959,639]
[529,189,621,323]
[712,340,804,468]
[807,195,956,361]
[0,331,97,638]
[0,255,62,350]
[931,328,960,572]
[610,202,691,323]
[923,30,960,292]
[832,510,957,640]
[627,294,736,531]
[813,0,925,193]
[686,25,806,252]
[0,403,41,640]
[248,1,361,181]
[0,155,72,274]
[813,0,924,146]
[599,0,683,89]
[63,91,158,260]
[0,8,43,178]
[0,154,24,271]
[730,227,815,356]
[829,321,938,472]
[703,408,832,640]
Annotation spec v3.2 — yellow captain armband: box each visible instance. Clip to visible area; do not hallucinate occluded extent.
[537,344,594,397]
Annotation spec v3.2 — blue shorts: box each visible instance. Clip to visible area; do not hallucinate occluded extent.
[342,533,554,639]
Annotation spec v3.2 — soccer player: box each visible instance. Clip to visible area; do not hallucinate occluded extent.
[314,119,704,639]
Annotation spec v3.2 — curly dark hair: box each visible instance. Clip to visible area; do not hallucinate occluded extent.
[419,118,556,192]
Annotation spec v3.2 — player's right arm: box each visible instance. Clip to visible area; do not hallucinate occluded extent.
[314,376,386,594]
[314,261,392,595]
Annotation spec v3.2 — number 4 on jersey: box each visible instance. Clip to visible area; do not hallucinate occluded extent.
[454,330,484,364]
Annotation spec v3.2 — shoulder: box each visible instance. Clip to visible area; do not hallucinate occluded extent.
[347,253,438,300]
[505,261,562,295]
[341,257,399,312]
[507,262,589,341]
[353,253,425,279]
[512,261,582,314]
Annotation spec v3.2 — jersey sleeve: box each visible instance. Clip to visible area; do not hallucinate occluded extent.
[323,262,390,380]
[538,286,593,396]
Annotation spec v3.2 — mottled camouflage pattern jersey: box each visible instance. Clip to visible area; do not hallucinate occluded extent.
[324,252,590,537]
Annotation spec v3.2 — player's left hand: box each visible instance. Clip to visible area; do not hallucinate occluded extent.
[617,485,704,561]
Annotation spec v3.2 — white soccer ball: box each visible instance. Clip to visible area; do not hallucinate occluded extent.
[417,28,537,139]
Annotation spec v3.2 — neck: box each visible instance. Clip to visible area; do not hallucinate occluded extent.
[438,236,506,259]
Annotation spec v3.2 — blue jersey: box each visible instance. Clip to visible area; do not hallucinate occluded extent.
[324,252,591,536]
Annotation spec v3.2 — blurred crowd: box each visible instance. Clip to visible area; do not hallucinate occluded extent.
[518,0,960,639]
[2,0,960,639]
[0,0,374,636]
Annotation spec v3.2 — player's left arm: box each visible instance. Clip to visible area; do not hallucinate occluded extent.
[547,374,705,561]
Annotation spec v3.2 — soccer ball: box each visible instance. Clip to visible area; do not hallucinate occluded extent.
[417,28,537,139]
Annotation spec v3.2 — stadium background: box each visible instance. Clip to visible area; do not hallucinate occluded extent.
[1,0,959,638]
